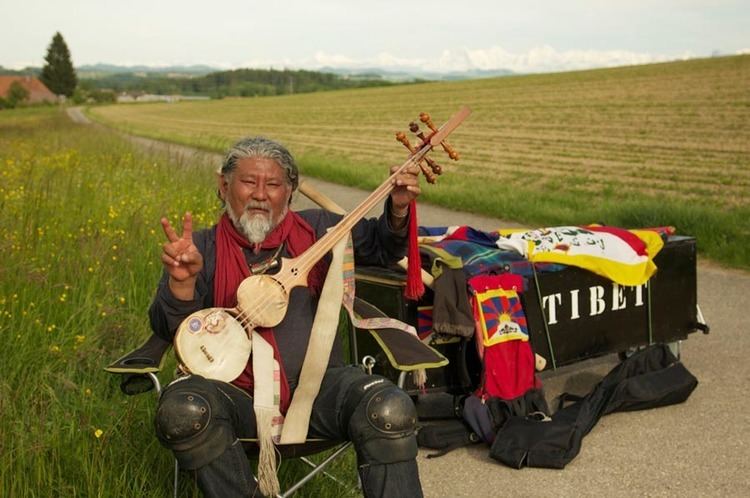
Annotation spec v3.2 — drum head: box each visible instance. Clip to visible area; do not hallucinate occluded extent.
[175,308,251,382]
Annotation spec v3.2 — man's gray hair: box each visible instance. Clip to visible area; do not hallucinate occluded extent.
[220,136,299,191]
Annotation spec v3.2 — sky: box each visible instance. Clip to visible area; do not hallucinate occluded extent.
[2,0,748,74]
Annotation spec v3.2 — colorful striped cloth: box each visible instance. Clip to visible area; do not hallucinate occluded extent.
[418,226,565,278]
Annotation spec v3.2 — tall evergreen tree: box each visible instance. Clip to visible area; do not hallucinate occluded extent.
[40,32,77,97]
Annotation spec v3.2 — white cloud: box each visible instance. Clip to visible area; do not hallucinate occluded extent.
[3,44,706,74]
[304,45,695,74]
[312,52,357,67]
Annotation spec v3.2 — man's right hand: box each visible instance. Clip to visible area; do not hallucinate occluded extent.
[161,212,203,300]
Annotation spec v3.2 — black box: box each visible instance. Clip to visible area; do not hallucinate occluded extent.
[354,235,702,394]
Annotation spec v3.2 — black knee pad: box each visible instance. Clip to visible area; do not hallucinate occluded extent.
[345,379,418,465]
[155,376,234,469]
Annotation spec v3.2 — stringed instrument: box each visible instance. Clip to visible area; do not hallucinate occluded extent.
[174,107,471,381]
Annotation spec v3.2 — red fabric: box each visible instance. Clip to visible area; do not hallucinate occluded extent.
[214,212,324,306]
[404,199,425,300]
[214,211,323,413]
[482,341,540,400]
[585,225,648,256]
[468,274,524,294]
[468,273,540,400]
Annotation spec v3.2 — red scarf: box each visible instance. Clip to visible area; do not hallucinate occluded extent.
[214,211,324,412]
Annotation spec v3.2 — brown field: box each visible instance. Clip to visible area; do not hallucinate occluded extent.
[90,56,749,214]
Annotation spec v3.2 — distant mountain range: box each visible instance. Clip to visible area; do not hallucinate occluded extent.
[0,63,231,79]
[76,63,219,78]
[0,63,514,82]
[76,63,515,81]
[320,66,514,82]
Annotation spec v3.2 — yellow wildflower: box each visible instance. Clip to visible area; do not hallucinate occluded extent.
[94,429,103,439]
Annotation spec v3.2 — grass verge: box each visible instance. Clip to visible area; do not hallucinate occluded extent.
[0,107,358,497]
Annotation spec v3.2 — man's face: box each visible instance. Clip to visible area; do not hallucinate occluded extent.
[219,157,293,243]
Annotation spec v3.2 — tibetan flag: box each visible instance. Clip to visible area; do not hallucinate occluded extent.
[475,288,529,347]
[496,225,664,286]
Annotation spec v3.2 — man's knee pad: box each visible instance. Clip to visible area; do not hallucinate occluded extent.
[346,381,418,465]
[154,376,234,469]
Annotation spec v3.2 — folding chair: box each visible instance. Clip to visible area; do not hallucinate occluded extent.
[105,297,447,497]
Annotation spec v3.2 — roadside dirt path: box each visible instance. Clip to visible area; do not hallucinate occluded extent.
[69,108,750,497]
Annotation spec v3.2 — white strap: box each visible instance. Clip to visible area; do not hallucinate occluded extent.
[252,329,282,496]
[280,235,347,443]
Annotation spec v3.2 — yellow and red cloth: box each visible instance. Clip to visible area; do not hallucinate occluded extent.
[496,225,665,286]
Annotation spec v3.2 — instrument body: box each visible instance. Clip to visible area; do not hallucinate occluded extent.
[174,308,251,381]
[175,265,297,380]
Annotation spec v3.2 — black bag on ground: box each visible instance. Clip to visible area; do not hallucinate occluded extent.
[487,388,550,433]
[417,419,482,458]
[489,344,698,469]
[462,388,550,443]
[415,392,465,420]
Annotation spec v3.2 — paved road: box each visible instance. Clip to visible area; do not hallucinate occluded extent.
[69,109,750,497]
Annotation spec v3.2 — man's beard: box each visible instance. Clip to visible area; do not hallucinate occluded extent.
[227,201,287,244]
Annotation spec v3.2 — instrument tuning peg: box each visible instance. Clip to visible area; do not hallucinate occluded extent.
[420,112,460,161]
[395,130,437,183]
[408,121,442,175]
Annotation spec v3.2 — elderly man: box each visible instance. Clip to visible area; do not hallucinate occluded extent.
[150,136,424,497]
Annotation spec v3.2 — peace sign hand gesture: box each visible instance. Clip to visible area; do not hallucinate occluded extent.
[161,212,203,300]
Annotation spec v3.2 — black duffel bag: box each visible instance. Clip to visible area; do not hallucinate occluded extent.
[490,344,698,469]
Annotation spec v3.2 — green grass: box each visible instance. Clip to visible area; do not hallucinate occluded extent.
[0,108,359,497]
[88,55,750,270]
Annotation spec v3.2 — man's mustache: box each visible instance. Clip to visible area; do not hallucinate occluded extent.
[244,201,271,214]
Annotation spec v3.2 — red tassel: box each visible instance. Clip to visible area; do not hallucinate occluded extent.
[404,199,425,300]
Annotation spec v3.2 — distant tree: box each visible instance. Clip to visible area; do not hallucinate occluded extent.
[0,81,30,109]
[40,32,77,97]
[7,81,29,106]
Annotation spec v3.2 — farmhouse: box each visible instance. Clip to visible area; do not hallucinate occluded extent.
[0,76,58,103]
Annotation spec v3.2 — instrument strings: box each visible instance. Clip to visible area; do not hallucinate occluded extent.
[230,250,319,329]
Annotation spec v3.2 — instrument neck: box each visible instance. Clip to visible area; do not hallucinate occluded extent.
[293,149,428,276]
